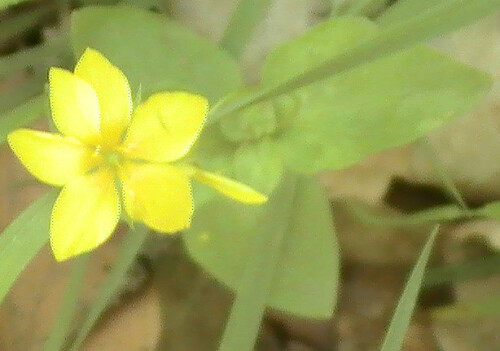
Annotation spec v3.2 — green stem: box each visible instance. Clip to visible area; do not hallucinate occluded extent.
[44,254,90,351]
[68,226,148,351]
[343,201,468,228]
[218,175,298,351]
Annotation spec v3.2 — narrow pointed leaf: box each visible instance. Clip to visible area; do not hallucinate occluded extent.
[218,174,297,351]
[44,254,90,351]
[379,226,439,351]
[0,190,57,304]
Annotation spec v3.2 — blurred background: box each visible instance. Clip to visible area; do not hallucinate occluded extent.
[1,0,500,350]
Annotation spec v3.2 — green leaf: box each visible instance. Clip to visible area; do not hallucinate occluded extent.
[192,125,236,172]
[210,1,500,122]
[219,101,277,143]
[0,94,48,145]
[70,6,242,104]
[379,226,439,351]
[232,137,283,195]
[185,176,340,318]
[0,190,57,305]
[217,174,297,351]
[263,18,491,173]
[0,0,45,9]
[220,0,272,58]
[44,254,89,351]
[68,225,148,351]
[0,0,31,9]
[378,0,446,26]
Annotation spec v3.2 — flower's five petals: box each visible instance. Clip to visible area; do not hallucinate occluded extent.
[49,67,101,145]
[8,129,101,186]
[122,92,208,162]
[193,169,268,204]
[50,169,120,261]
[75,48,132,146]
[120,162,193,233]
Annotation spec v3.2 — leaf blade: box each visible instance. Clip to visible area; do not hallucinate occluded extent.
[218,174,298,351]
[379,226,439,351]
[68,225,148,351]
[0,190,57,304]
[185,176,340,318]
[44,254,90,351]
[211,0,500,120]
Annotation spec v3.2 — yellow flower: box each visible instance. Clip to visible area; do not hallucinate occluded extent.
[8,48,267,262]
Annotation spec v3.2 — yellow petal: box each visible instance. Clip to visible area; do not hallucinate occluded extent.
[122,92,208,162]
[8,129,101,186]
[119,162,193,233]
[193,169,268,204]
[50,169,120,261]
[75,48,132,146]
[49,67,101,144]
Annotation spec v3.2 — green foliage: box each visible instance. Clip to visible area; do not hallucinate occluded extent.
[44,255,89,351]
[379,227,439,351]
[0,0,31,9]
[210,0,500,121]
[378,0,447,26]
[344,201,468,228]
[68,226,148,350]
[262,17,492,173]
[71,6,243,104]
[216,175,298,351]
[219,101,277,143]
[232,137,283,194]
[185,176,340,319]
[0,191,57,304]
[2,2,500,350]
[476,201,500,219]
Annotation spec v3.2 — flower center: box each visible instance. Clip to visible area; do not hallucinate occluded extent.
[101,149,124,168]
